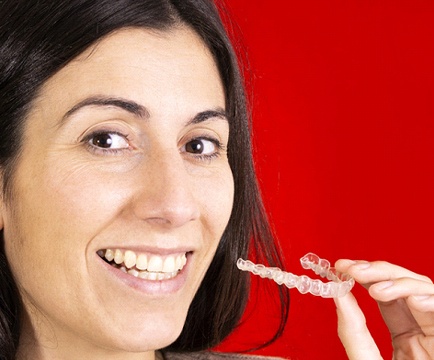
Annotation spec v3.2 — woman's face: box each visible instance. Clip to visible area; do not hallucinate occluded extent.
[0,27,233,358]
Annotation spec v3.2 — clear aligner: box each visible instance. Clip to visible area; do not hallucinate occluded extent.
[236,253,355,298]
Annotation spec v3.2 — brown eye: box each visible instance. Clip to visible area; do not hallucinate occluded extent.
[92,133,113,148]
[185,139,206,154]
[184,138,218,156]
[88,132,129,150]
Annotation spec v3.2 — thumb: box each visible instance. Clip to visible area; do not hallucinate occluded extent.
[334,293,383,360]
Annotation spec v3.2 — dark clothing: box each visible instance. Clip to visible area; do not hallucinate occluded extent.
[164,351,285,360]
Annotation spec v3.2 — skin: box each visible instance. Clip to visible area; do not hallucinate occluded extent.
[334,259,434,359]
[0,26,234,360]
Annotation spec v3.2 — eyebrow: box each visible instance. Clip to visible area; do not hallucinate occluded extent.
[62,96,150,123]
[185,108,228,126]
[60,96,227,126]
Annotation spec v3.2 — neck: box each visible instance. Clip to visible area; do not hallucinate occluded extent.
[17,341,159,360]
[17,316,159,360]
[17,306,163,360]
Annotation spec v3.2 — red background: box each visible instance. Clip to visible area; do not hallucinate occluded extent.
[215,1,434,359]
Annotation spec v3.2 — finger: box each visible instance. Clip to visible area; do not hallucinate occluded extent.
[336,260,434,336]
[335,259,432,287]
[408,294,434,312]
[369,278,434,302]
[369,280,434,334]
[334,292,383,360]
[377,297,423,339]
[376,298,434,360]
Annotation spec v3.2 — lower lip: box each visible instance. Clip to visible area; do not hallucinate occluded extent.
[98,254,191,296]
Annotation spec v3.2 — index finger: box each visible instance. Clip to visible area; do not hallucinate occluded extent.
[337,259,434,336]
[334,292,383,360]
[335,259,432,286]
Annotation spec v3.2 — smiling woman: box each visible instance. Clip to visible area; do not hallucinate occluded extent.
[0,1,288,360]
[2,1,433,360]
[4,26,235,355]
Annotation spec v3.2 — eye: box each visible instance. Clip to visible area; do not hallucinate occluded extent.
[88,132,129,150]
[185,139,216,155]
[181,136,225,163]
[82,130,131,155]
[184,138,218,155]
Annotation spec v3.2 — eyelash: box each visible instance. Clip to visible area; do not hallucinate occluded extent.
[82,130,226,162]
[183,136,226,163]
[82,130,132,156]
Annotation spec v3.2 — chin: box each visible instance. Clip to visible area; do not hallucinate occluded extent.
[101,313,186,353]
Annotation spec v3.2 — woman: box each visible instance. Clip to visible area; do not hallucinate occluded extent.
[0,0,432,359]
[0,1,286,359]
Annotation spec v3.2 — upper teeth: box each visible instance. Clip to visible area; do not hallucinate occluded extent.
[101,249,187,274]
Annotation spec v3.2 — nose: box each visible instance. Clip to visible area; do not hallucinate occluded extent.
[132,151,200,229]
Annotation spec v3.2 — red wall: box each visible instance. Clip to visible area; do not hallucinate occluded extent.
[216,1,434,359]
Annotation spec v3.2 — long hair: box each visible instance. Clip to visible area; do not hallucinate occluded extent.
[0,1,289,358]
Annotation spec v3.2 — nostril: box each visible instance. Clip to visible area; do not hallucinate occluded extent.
[145,217,172,226]
[144,206,199,228]
[131,160,200,228]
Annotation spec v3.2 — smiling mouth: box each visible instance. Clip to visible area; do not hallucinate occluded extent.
[98,249,188,281]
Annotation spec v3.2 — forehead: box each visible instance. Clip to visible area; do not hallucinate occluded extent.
[32,26,225,124]
[72,26,214,73]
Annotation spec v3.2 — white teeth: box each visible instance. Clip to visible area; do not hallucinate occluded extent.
[163,256,176,273]
[100,249,188,281]
[166,272,177,280]
[181,253,187,267]
[114,249,123,264]
[148,272,158,281]
[175,255,182,269]
[105,249,114,262]
[124,250,137,269]
[138,271,149,280]
[157,273,166,281]
[128,269,139,277]
[136,254,148,270]
[148,255,163,272]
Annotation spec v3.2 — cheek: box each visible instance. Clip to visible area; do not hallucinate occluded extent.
[2,163,129,282]
[44,161,133,236]
[200,168,234,237]
[2,198,87,322]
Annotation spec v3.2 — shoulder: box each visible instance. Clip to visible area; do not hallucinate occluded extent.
[163,351,286,360]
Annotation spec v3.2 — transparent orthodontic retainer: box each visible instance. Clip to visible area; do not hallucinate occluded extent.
[237,253,355,298]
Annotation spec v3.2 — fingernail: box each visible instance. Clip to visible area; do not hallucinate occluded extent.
[352,261,371,270]
[375,280,394,290]
[345,260,357,265]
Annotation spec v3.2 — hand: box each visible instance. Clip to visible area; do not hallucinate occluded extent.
[333,259,434,360]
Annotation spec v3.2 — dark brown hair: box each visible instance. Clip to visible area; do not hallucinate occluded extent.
[0,1,289,358]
